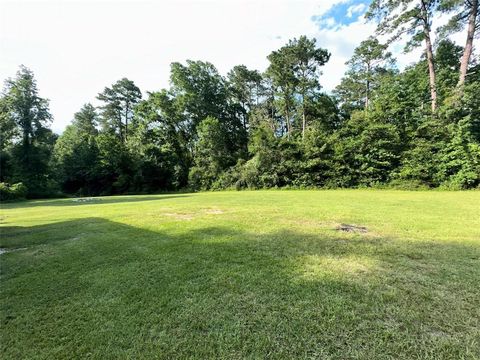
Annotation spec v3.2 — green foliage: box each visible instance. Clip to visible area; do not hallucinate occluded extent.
[3,23,480,195]
[0,66,56,197]
[329,112,401,187]
[335,37,395,114]
[53,104,100,195]
[437,119,480,189]
[170,60,228,130]
[189,117,231,190]
[0,182,27,201]
[97,78,141,143]
[266,36,330,137]
[366,0,437,50]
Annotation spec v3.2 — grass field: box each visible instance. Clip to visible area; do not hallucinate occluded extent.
[1,190,479,359]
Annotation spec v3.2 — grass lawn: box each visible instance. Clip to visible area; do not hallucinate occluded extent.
[1,190,479,359]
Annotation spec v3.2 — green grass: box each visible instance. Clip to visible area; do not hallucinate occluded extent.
[1,190,479,359]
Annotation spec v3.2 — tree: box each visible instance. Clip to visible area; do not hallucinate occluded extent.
[1,65,52,147]
[132,91,191,190]
[189,116,230,189]
[331,112,401,186]
[335,38,395,112]
[288,36,330,139]
[53,104,100,195]
[72,103,98,135]
[438,0,479,89]
[170,60,228,132]
[227,65,263,131]
[1,66,55,197]
[97,78,141,143]
[266,44,298,138]
[435,39,464,101]
[367,0,439,112]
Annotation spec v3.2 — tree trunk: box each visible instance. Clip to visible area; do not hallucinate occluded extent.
[458,0,478,89]
[421,0,437,112]
[301,68,307,140]
[365,62,370,111]
[125,104,129,143]
[301,91,306,140]
[285,105,291,140]
[302,107,306,140]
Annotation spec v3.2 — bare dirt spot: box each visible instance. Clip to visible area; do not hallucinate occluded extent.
[336,224,368,233]
[0,247,27,255]
[204,209,224,215]
[164,213,194,220]
[72,197,101,203]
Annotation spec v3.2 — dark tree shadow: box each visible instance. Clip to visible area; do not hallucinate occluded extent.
[1,218,479,359]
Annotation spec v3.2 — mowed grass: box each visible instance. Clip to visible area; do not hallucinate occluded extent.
[1,190,479,359]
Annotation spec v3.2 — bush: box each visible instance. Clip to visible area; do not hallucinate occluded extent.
[387,179,430,190]
[0,182,28,201]
[439,169,480,190]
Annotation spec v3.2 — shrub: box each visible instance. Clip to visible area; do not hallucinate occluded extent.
[387,179,430,190]
[0,182,28,201]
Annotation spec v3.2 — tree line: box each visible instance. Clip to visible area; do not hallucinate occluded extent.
[1,0,479,198]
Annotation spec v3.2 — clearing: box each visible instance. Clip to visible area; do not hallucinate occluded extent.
[1,190,479,359]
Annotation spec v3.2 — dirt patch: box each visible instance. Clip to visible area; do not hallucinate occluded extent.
[204,209,224,215]
[164,213,194,220]
[0,247,27,255]
[72,197,101,203]
[335,224,368,233]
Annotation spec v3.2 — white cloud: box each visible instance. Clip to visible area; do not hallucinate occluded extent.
[346,3,366,18]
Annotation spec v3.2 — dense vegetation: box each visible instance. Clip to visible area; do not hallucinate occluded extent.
[1,1,479,198]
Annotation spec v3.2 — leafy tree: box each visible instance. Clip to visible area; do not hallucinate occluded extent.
[1,66,52,147]
[97,78,142,143]
[302,126,335,187]
[95,132,135,194]
[72,103,98,135]
[1,66,56,197]
[170,60,228,132]
[266,43,298,138]
[335,38,395,112]
[395,117,449,186]
[437,118,480,188]
[331,112,401,186]
[189,116,231,189]
[438,0,479,88]
[227,65,263,130]
[288,36,330,139]
[435,39,464,101]
[53,104,100,195]
[132,91,190,190]
[367,0,439,112]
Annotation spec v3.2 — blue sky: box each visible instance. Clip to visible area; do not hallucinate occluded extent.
[0,0,444,133]
[312,0,370,29]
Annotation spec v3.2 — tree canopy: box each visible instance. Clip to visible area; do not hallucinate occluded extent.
[1,3,479,198]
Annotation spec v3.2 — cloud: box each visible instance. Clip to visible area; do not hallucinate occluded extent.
[314,16,376,91]
[347,3,367,18]
[312,0,369,29]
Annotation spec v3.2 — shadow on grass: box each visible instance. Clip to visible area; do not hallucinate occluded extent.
[1,218,479,359]
[0,194,191,209]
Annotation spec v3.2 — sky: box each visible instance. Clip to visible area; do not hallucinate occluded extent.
[0,0,455,133]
